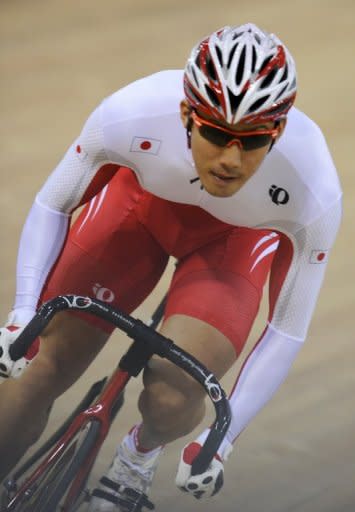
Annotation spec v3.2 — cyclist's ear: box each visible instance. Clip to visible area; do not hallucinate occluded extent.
[180,100,192,129]
[180,100,194,148]
[268,118,287,153]
[275,118,287,141]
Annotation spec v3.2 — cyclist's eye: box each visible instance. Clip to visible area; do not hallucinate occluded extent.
[240,134,272,151]
[197,122,273,151]
[199,126,234,147]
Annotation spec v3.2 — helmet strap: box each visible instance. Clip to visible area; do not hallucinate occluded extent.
[186,116,193,149]
[267,120,281,153]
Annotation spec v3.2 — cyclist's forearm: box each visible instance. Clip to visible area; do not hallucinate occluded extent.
[198,325,303,453]
[196,325,303,452]
[225,325,303,444]
[13,197,70,323]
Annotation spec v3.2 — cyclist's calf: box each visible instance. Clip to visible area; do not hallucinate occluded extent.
[0,312,109,479]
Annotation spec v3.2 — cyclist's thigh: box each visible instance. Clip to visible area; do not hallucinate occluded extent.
[144,227,279,392]
[18,313,109,402]
[143,314,236,402]
[165,226,279,356]
[41,167,169,334]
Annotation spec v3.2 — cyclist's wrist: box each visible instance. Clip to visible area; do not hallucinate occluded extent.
[196,428,233,461]
[7,307,36,326]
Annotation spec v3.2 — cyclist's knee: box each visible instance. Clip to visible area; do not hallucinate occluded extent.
[139,368,206,435]
[15,349,63,406]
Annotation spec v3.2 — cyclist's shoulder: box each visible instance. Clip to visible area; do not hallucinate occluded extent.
[284,106,322,134]
[273,107,342,205]
[279,106,333,162]
[101,70,184,125]
[280,106,335,156]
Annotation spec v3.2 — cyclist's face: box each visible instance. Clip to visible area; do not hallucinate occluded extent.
[180,100,286,198]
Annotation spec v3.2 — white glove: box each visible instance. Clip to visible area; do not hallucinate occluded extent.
[175,438,233,499]
[0,312,39,379]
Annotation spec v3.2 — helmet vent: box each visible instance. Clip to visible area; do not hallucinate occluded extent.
[215,46,223,67]
[260,55,273,73]
[275,84,288,101]
[206,54,217,81]
[228,89,246,113]
[267,101,291,117]
[188,87,201,105]
[254,33,262,44]
[251,46,257,72]
[191,67,199,87]
[280,63,289,83]
[236,46,246,85]
[205,85,221,107]
[260,68,278,89]
[249,95,269,112]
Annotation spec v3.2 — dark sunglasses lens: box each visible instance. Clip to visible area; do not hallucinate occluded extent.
[240,134,273,151]
[199,125,234,147]
[196,115,274,150]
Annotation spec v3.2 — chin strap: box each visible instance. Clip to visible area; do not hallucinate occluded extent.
[186,116,193,149]
[268,120,281,153]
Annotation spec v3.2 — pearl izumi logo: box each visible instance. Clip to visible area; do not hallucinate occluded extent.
[269,185,290,205]
[92,283,115,302]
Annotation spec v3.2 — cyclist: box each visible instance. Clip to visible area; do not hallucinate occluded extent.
[0,23,342,510]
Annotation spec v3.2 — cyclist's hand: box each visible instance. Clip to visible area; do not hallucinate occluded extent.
[0,313,39,379]
[175,439,233,499]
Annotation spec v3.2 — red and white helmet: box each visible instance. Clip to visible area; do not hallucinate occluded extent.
[184,23,297,124]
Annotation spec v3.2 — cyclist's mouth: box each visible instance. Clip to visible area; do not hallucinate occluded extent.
[209,170,241,183]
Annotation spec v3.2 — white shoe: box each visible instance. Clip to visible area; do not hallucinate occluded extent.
[88,436,162,511]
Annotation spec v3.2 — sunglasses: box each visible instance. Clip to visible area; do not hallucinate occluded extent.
[191,110,279,151]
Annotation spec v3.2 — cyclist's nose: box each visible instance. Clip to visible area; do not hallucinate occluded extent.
[219,142,242,170]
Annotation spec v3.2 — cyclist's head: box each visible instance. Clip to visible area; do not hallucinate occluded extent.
[184,23,297,125]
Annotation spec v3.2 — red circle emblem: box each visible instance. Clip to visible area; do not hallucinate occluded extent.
[76,145,81,153]
[140,140,152,151]
[317,252,325,261]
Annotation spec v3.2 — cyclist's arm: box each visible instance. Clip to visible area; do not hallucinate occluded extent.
[12,104,118,324]
[197,199,342,452]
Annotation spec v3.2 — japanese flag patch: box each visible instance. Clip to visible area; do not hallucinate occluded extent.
[75,144,88,161]
[130,137,161,155]
[310,250,329,264]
